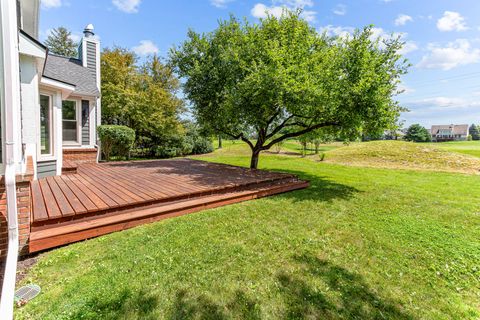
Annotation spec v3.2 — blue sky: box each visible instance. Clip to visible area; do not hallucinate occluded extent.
[39,0,480,128]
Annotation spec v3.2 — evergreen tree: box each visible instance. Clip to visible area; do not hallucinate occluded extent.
[45,27,78,57]
[404,124,431,142]
[469,124,480,140]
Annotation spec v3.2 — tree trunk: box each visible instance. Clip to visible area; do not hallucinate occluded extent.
[218,135,222,149]
[250,149,260,169]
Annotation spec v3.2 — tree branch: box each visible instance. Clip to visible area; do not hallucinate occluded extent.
[265,115,295,139]
[214,127,255,150]
[262,122,339,150]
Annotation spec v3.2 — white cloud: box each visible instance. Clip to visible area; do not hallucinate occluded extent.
[436,11,467,32]
[319,25,354,39]
[132,40,159,56]
[41,0,62,9]
[398,41,418,55]
[211,0,234,8]
[394,14,413,26]
[112,0,141,13]
[251,0,316,22]
[70,32,82,43]
[333,4,346,16]
[417,39,480,70]
[397,83,415,95]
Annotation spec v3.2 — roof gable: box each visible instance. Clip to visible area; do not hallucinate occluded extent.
[43,54,99,97]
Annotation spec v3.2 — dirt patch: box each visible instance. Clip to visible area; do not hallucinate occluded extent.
[15,254,42,284]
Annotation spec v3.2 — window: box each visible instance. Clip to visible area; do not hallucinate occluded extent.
[62,100,78,143]
[40,95,52,155]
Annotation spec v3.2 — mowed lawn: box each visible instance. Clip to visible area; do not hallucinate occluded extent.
[427,141,480,158]
[16,142,480,319]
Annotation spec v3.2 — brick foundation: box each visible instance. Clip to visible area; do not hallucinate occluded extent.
[63,148,98,165]
[0,164,33,258]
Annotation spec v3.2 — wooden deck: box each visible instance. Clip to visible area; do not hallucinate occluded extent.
[29,159,308,252]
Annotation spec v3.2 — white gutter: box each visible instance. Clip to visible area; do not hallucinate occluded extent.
[0,0,21,318]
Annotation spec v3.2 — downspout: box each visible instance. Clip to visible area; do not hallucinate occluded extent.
[0,0,21,318]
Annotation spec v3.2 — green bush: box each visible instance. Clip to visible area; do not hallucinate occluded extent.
[98,125,135,161]
[153,135,193,158]
[190,137,214,154]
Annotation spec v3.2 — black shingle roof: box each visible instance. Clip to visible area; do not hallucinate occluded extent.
[43,54,99,97]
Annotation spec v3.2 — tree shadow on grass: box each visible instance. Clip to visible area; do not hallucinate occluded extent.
[69,287,160,320]
[272,168,362,203]
[277,253,414,319]
[169,289,261,320]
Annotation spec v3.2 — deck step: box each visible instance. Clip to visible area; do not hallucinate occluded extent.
[29,179,309,253]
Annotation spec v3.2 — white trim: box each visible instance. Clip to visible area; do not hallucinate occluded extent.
[0,0,21,317]
[62,99,82,146]
[40,77,75,99]
[38,93,54,159]
[18,32,45,59]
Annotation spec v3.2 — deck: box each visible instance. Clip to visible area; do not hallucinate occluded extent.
[29,159,308,252]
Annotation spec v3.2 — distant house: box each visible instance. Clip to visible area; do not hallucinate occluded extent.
[430,124,469,142]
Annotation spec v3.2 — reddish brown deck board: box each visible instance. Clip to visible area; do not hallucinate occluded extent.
[38,179,62,220]
[30,159,308,251]
[31,181,49,221]
[45,177,75,217]
[71,174,121,208]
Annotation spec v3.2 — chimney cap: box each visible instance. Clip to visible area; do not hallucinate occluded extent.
[83,24,95,37]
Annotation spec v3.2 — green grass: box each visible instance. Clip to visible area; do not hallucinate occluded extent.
[16,142,480,319]
[426,141,480,158]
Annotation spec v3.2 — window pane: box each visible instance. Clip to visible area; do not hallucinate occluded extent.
[63,121,77,142]
[40,95,51,155]
[62,101,76,120]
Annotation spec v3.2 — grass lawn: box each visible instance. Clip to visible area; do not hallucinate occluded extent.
[426,141,480,158]
[322,140,480,174]
[16,142,480,319]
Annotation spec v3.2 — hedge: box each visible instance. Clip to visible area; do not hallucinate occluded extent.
[98,125,135,161]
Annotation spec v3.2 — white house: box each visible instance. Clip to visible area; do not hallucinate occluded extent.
[0,0,101,316]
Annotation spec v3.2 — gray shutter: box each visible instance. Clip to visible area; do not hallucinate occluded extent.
[81,100,90,145]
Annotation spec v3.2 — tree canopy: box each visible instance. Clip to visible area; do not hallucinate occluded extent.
[404,124,431,142]
[170,11,409,168]
[45,27,78,57]
[469,124,479,140]
[101,47,185,145]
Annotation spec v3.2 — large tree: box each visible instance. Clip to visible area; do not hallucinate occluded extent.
[101,47,184,142]
[45,27,78,57]
[469,124,479,140]
[404,124,431,142]
[170,11,408,168]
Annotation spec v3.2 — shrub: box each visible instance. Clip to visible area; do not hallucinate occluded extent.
[98,125,135,161]
[190,137,214,154]
[153,135,193,158]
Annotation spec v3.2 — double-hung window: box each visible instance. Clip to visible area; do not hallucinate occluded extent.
[62,100,79,144]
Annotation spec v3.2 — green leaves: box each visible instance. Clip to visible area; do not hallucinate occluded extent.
[404,124,431,143]
[170,12,409,168]
[44,27,78,58]
[101,48,184,141]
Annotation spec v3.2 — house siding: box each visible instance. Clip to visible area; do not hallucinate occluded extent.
[37,160,57,178]
[81,100,90,145]
[86,41,96,80]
